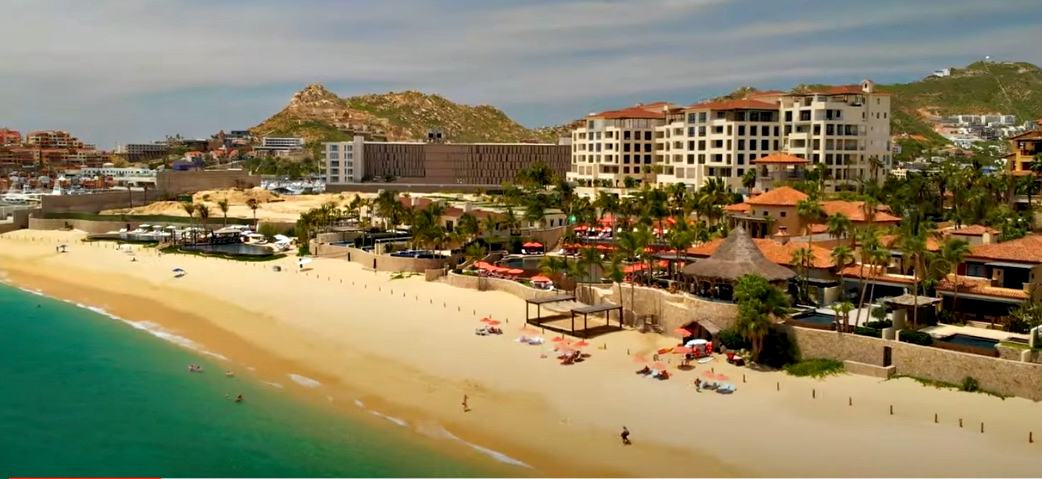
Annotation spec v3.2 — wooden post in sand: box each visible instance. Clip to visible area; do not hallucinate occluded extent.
[812,389,816,399]
[981,423,984,433]
[890,405,893,415]
[959,419,963,427]
[934,413,938,423]
[849,397,852,406]
[1030,432,1033,443]
[742,374,746,383]
[776,382,780,391]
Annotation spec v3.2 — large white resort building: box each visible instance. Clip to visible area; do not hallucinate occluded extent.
[568,80,892,196]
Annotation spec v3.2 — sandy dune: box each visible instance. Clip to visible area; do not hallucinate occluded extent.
[2,229,1041,477]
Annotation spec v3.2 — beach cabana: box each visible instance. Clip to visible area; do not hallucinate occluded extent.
[682,226,795,301]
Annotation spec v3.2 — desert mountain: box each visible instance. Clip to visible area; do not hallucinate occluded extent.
[251,85,561,144]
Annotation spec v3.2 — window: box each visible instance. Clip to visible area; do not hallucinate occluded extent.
[774,140,780,150]
[698,112,708,122]
[749,125,757,136]
[774,126,779,136]
[826,124,835,135]
[713,140,724,148]
[735,111,746,121]
[329,144,339,152]
[688,141,695,150]
[623,167,630,174]
[780,211,786,217]
[727,125,733,135]
[813,125,821,135]
[714,126,724,134]
[713,154,723,162]
[623,143,630,152]
[623,155,630,164]
[738,140,745,150]
[785,111,793,122]
[761,140,769,150]
[688,127,695,136]
[726,140,732,150]
[687,154,695,164]
[737,153,745,164]
[328,152,339,160]
[644,131,652,141]
[738,125,746,136]
[698,154,706,164]
[698,126,706,136]
[749,140,757,151]
[643,144,651,152]
[687,113,697,123]
[737,168,744,176]
[716,111,726,119]
[799,111,811,121]
[644,155,652,164]
[698,140,706,150]
[624,131,631,140]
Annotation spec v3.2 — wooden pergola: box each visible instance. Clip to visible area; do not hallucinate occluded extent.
[569,303,624,338]
[525,295,577,325]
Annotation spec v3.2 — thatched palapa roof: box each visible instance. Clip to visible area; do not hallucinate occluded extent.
[682,226,796,282]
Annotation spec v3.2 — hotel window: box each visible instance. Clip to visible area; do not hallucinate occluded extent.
[643,144,651,152]
[774,126,780,136]
[800,111,811,121]
[329,144,339,151]
[698,126,706,136]
[687,154,695,164]
[735,111,746,121]
[713,154,723,162]
[623,155,630,164]
[644,131,652,141]
[687,113,697,123]
[738,140,745,150]
[698,140,706,150]
[688,127,695,136]
[737,154,745,165]
[713,140,723,148]
[716,111,726,119]
[644,155,652,164]
[714,126,724,134]
[698,112,708,122]
[727,125,733,135]
[328,152,339,160]
[761,140,769,150]
[785,111,793,122]
[738,125,745,136]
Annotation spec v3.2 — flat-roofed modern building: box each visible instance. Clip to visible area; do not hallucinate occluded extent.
[323,137,570,188]
[566,103,671,194]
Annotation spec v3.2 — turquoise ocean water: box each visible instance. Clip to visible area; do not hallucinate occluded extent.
[0,283,514,477]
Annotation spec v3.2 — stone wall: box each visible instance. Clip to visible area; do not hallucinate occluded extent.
[156,170,260,197]
[41,190,156,214]
[589,284,738,333]
[784,324,1042,401]
[843,360,896,379]
[30,218,133,234]
[311,242,455,273]
[444,271,564,302]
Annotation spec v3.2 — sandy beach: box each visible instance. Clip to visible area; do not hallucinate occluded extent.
[3,230,1042,477]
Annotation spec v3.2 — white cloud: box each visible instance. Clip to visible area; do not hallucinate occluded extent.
[0,0,1039,143]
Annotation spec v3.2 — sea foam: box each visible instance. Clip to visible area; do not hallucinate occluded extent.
[288,374,322,388]
[416,422,530,468]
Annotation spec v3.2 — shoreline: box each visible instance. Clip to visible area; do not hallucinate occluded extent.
[5,230,1042,478]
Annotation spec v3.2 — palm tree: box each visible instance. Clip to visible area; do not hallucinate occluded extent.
[217,198,230,226]
[853,227,881,325]
[664,223,694,282]
[831,301,855,332]
[741,168,757,193]
[246,198,260,224]
[464,242,488,265]
[181,202,196,242]
[899,229,927,328]
[503,207,521,237]
[606,254,626,317]
[937,237,972,321]
[456,212,480,244]
[734,273,789,362]
[789,247,814,304]
[796,198,825,238]
[825,212,852,244]
[196,204,211,238]
[616,230,641,314]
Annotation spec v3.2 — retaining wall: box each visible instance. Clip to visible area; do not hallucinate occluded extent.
[41,190,155,214]
[590,284,739,333]
[311,242,456,273]
[156,170,260,197]
[444,271,562,302]
[783,325,1042,401]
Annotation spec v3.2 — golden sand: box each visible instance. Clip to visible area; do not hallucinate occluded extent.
[2,230,1042,477]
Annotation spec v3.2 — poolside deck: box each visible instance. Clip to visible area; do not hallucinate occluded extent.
[922,324,1030,342]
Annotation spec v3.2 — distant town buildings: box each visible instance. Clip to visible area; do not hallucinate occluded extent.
[0,128,22,146]
[256,137,306,156]
[1007,119,1042,175]
[0,129,106,174]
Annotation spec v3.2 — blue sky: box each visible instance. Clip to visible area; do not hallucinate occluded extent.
[1,0,1040,148]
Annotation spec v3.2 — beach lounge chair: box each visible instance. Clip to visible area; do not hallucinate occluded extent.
[635,366,652,375]
[726,353,745,366]
[657,371,670,380]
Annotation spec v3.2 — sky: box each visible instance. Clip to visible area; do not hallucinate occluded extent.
[1,0,1040,148]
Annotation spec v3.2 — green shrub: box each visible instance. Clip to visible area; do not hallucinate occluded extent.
[785,359,844,379]
[864,319,893,329]
[870,305,889,321]
[1001,315,1031,334]
[715,327,750,350]
[854,327,883,338]
[961,376,980,392]
[898,329,933,346]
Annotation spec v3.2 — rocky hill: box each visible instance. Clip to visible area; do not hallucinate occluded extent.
[251,85,562,144]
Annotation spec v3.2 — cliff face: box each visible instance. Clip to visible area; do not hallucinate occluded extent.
[251,84,564,144]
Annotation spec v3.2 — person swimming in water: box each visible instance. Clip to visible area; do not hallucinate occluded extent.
[225,370,235,377]
[235,393,243,403]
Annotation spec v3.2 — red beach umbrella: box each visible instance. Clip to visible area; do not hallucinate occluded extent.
[531,275,552,283]
[572,340,590,348]
[674,328,692,337]
[480,317,491,323]
[507,268,524,275]
[551,336,567,343]
[486,320,501,326]
[673,346,694,355]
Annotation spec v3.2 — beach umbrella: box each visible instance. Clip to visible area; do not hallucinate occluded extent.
[507,268,523,275]
[674,327,692,337]
[673,346,694,355]
[479,317,491,323]
[486,320,501,326]
[551,336,567,343]
[530,275,552,283]
[572,340,590,348]
[651,362,669,371]
[172,268,185,272]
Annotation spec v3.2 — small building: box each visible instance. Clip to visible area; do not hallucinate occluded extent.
[681,225,796,301]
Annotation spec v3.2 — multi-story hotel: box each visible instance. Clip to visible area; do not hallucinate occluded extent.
[323,136,570,188]
[1007,118,1042,175]
[566,104,671,192]
[655,97,782,190]
[568,80,892,196]
[779,80,892,191]
[25,130,83,149]
[0,128,21,146]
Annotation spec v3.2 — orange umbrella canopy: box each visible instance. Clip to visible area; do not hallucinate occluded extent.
[507,268,524,275]
[480,317,492,323]
[486,320,501,326]
[674,328,692,337]
[673,346,694,355]
[530,275,552,283]
[572,340,590,348]
[551,336,567,343]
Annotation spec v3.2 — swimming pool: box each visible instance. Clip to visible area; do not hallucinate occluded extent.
[183,243,274,257]
[499,255,543,270]
[938,333,999,349]
[791,312,837,326]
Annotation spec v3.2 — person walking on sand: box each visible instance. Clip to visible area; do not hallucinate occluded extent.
[621,426,631,445]
[462,394,469,412]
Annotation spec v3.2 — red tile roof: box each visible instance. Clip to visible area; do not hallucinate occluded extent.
[687,238,835,269]
[684,99,779,111]
[936,275,1029,301]
[948,225,998,236]
[839,264,915,285]
[821,200,901,223]
[879,234,942,252]
[751,153,808,165]
[723,202,751,213]
[744,186,808,206]
[589,107,666,120]
[965,235,1042,264]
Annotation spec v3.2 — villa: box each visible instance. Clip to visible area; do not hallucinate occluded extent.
[935,234,1042,323]
[723,186,901,238]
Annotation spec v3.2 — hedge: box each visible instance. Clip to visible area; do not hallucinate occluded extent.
[898,329,933,346]
[853,327,883,338]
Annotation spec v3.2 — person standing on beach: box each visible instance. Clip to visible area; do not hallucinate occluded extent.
[621,426,631,445]
[462,394,469,412]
